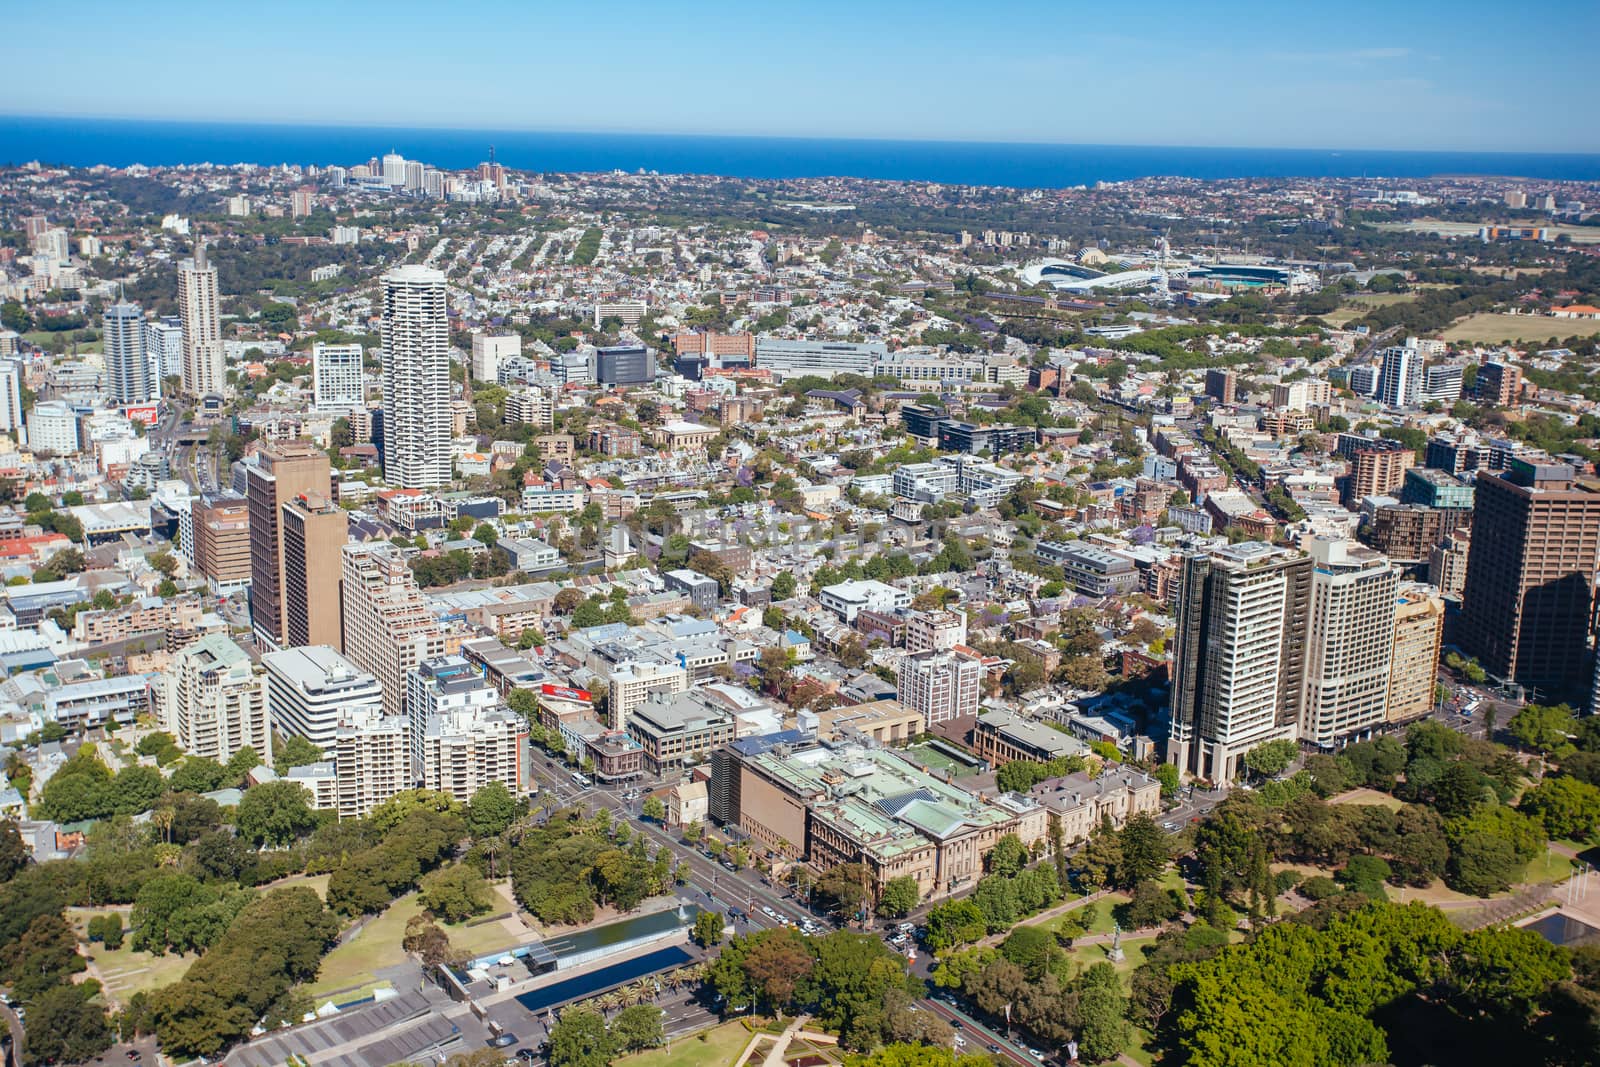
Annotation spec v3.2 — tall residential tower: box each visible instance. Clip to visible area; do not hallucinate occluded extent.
[380,265,451,488]
[178,241,224,398]
[1168,542,1311,782]
[104,300,156,404]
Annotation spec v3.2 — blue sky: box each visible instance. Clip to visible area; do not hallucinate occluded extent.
[5,0,1597,152]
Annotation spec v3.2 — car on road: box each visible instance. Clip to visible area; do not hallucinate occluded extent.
[988,1044,1002,1054]
[949,1019,963,1030]
[515,1050,537,1063]
[1029,1050,1045,1061]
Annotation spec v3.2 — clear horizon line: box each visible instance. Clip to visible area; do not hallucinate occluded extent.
[5,111,1599,159]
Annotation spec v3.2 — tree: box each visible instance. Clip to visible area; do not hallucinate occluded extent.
[1,912,86,998]
[1446,806,1543,896]
[226,745,264,783]
[742,929,815,1010]
[610,1003,664,1052]
[1242,738,1298,780]
[274,734,325,773]
[692,909,724,948]
[403,913,465,968]
[641,795,667,822]
[1154,762,1181,799]
[86,912,123,949]
[465,781,518,840]
[168,756,228,794]
[1519,776,1600,841]
[877,876,920,918]
[0,819,28,884]
[1118,813,1169,888]
[418,864,494,924]
[923,899,988,951]
[988,834,1029,878]
[1075,961,1134,1062]
[22,982,113,1067]
[553,587,586,615]
[1124,879,1186,928]
[471,522,499,547]
[548,1007,615,1067]
[235,780,318,847]
[814,862,873,919]
[150,887,338,1059]
[770,571,797,600]
[1507,703,1577,756]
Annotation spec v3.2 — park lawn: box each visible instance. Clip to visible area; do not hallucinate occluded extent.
[84,937,195,1003]
[1125,1027,1160,1066]
[1328,787,1404,811]
[617,1020,755,1067]
[262,871,331,899]
[306,892,523,998]
[1065,935,1157,988]
[1441,312,1600,343]
[1519,847,1577,887]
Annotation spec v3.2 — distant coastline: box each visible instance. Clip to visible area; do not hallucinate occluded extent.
[5,115,1600,187]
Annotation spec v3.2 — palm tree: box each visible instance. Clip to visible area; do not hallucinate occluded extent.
[151,806,175,845]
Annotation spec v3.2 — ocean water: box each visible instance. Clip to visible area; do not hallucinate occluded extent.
[4,115,1600,188]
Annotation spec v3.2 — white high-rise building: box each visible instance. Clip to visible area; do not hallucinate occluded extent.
[419,703,528,802]
[381,152,407,186]
[27,400,77,454]
[897,648,983,727]
[331,706,413,818]
[145,319,183,380]
[472,332,519,383]
[1300,539,1398,749]
[0,360,24,437]
[406,654,500,769]
[159,633,271,764]
[1377,345,1422,408]
[262,645,385,753]
[178,242,225,398]
[312,342,364,411]
[104,300,156,405]
[380,265,451,488]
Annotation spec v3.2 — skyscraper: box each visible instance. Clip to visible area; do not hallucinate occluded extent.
[312,342,364,410]
[380,266,451,488]
[159,633,271,764]
[178,241,224,398]
[144,318,183,381]
[1459,460,1600,692]
[103,300,156,404]
[280,492,348,651]
[1388,587,1445,724]
[1299,539,1397,749]
[0,360,23,438]
[1377,344,1422,408]
[246,441,333,652]
[406,654,499,769]
[1168,542,1311,781]
[341,543,447,718]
